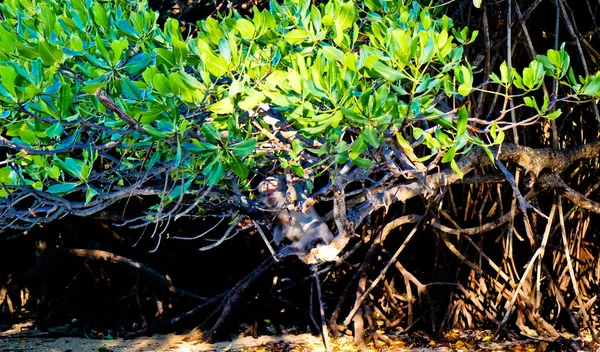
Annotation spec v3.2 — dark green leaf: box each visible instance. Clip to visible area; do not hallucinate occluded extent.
[123,53,152,74]
[349,136,368,159]
[230,155,249,178]
[231,139,256,157]
[201,123,222,144]
[363,126,380,147]
[46,182,79,194]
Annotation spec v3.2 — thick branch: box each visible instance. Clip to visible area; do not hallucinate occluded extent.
[347,140,600,228]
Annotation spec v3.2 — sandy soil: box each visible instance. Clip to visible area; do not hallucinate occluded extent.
[0,322,457,352]
[1,322,558,351]
[0,331,456,352]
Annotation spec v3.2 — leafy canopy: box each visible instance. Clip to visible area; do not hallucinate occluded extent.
[0,0,598,210]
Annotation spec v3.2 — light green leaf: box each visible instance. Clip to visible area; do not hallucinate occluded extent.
[236,18,255,39]
[583,76,600,96]
[18,130,37,144]
[238,91,265,111]
[155,48,176,67]
[334,1,355,31]
[285,29,308,44]
[92,5,109,27]
[152,74,171,94]
[0,66,18,97]
[208,98,234,115]
[81,81,108,94]
[371,61,405,82]
[111,39,129,65]
[85,187,98,204]
[450,159,464,178]
[545,109,562,120]
[205,55,229,77]
[38,41,63,65]
[456,106,468,136]
[458,83,471,96]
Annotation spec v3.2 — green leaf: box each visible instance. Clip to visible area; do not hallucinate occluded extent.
[456,106,468,136]
[155,48,176,67]
[46,182,79,194]
[183,141,218,153]
[229,154,249,178]
[371,61,405,82]
[142,125,168,139]
[335,151,349,164]
[111,39,129,65]
[94,35,111,62]
[0,167,13,184]
[238,91,265,111]
[480,144,495,165]
[583,76,600,96]
[545,109,562,120]
[45,123,64,138]
[349,136,368,159]
[334,1,355,31]
[442,146,456,163]
[0,66,18,97]
[206,160,224,185]
[123,53,152,74]
[152,74,171,94]
[117,19,139,38]
[236,18,255,39]
[38,41,63,65]
[81,81,108,94]
[208,98,234,115]
[458,83,471,97]
[18,129,37,144]
[473,0,482,8]
[55,158,86,179]
[363,126,380,147]
[499,61,509,84]
[169,178,193,200]
[490,122,505,144]
[201,123,222,144]
[435,129,452,147]
[450,159,464,178]
[420,37,435,65]
[92,5,109,27]
[285,29,308,44]
[85,186,98,204]
[352,157,372,168]
[204,55,229,77]
[321,46,344,61]
[231,139,257,157]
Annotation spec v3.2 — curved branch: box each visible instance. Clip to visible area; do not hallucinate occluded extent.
[538,173,600,214]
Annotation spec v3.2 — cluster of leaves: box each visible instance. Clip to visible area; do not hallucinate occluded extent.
[0,0,599,212]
